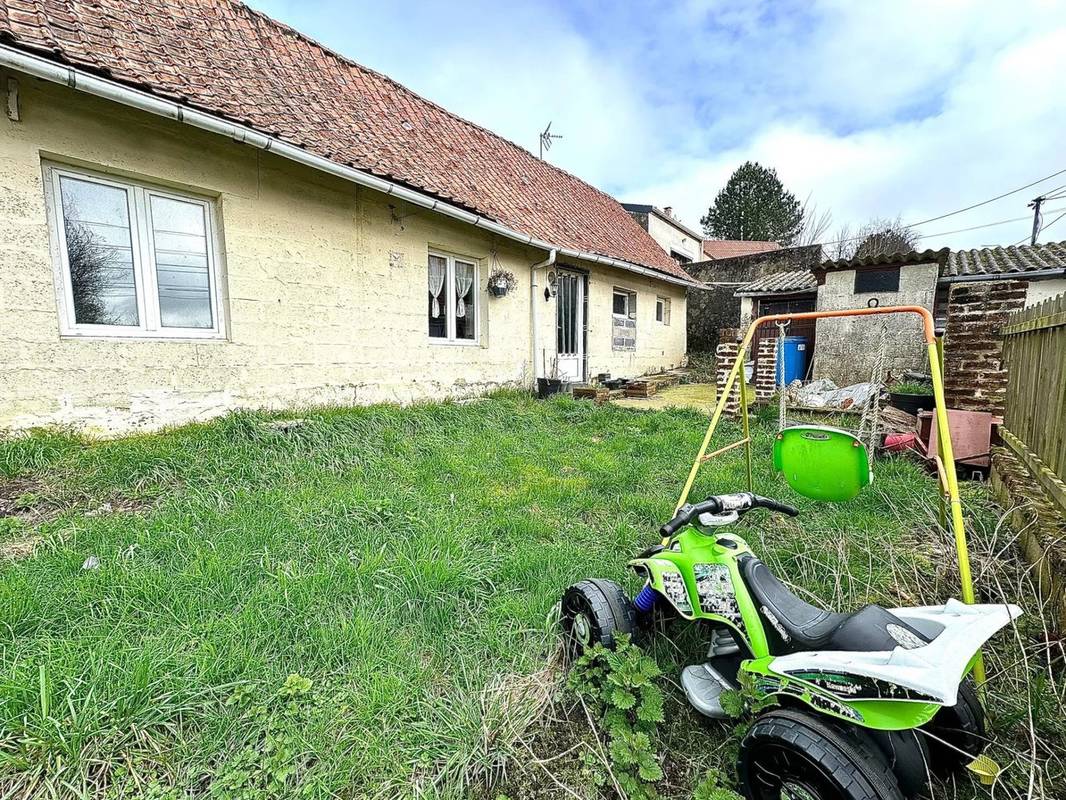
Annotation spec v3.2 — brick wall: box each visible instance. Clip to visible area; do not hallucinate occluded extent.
[715,330,741,417]
[754,338,778,401]
[943,280,1028,415]
[713,329,778,417]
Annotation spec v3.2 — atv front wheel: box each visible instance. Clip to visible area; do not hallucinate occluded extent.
[738,709,903,800]
[560,579,637,658]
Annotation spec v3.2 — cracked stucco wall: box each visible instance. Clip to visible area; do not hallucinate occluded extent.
[812,263,938,385]
[0,75,685,435]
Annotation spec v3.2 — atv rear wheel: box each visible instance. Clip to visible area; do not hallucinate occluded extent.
[924,678,986,773]
[560,579,637,658]
[860,727,930,798]
[738,709,903,800]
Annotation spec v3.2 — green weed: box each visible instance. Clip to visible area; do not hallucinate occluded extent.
[0,392,1060,798]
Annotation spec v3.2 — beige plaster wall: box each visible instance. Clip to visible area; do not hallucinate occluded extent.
[0,74,686,434]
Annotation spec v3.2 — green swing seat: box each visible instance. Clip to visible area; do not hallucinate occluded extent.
[772,426,872,502]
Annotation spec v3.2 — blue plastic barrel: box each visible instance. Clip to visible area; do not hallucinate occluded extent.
[777,336,809,385]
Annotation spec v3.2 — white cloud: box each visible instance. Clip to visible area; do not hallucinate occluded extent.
[627,8,1066,249]
[251,0,1066,249]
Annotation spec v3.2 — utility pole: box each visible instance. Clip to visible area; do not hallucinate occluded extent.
[1029,195,1044,245]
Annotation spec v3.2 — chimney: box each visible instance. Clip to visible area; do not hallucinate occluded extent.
[664,206,673,218]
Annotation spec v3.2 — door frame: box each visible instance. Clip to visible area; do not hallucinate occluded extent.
[555,266,589,383]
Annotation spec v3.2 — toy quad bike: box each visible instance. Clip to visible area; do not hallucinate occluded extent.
[561,492,1021,800]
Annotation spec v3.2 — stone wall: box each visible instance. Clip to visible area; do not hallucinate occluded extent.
[686,245,822,353]
[813,262,938,385]
[942,280,1028,415]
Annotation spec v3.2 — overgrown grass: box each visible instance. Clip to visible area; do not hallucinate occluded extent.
[0,393,1061,799]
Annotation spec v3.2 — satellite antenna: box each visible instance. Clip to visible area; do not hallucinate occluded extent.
[539,121,563,160]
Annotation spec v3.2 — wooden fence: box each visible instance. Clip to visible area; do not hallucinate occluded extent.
[1000,291,1066,514]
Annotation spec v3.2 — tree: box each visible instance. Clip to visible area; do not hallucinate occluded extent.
[829,216,919,261]
[700,161,804,245]
[795,196,832,248]
[62,201,119,325]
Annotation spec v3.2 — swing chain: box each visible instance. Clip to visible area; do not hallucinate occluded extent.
[858,320,890,466]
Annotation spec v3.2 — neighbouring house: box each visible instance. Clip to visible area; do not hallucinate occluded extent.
[0,0,694,434]
[701,240,781,260]
[622,204,704,265]
[726,242,1065,415]
[685,245,823,352]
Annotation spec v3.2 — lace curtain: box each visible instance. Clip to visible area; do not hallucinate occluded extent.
[455,261,474,318]
[428,255,446,318]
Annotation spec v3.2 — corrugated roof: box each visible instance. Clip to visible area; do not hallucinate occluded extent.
[944,240,1066,279]
[0,0,692,281]
[819,248,950,272]
[702,240,781,260]
[734,270,817,296]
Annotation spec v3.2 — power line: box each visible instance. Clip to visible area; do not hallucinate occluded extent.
[904,167,1066,228]
[913,208,1066,240]
[818,208,1060,247]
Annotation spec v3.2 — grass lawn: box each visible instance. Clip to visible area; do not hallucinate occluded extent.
[0,393,1061,799]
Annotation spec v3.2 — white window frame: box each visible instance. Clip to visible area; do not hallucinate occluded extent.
[43,162,226,340]
[612,287,637,320]
[427,249,479,345]
[656,296,671,325]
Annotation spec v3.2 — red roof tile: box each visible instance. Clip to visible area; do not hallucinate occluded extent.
[701,240,781,260]
[0,0,692,281]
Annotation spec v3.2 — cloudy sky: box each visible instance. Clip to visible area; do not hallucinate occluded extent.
[249,0,1066,250]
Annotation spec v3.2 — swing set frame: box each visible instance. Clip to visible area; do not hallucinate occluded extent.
[673,305,984,684]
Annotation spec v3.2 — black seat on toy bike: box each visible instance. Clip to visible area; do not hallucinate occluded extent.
[739,556,929,655]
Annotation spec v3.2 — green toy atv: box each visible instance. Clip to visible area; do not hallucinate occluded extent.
[561,492,1021,800]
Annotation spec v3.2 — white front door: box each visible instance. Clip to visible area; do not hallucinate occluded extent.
[556,270,585,382]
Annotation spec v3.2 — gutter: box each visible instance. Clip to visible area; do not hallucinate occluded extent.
[938,268,1066,284]
[0,44,695,288]
[734,288,818,298]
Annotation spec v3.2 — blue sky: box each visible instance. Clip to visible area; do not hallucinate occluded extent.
[249,0,1066,250]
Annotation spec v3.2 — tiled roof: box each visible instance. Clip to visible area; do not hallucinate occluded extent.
[702,240,781,260]
[734,270,817,297]
[944,241,1066,279]
[0,0,691,282]
[819,248,950,272]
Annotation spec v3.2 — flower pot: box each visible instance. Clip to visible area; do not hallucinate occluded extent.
[489,284,508,297]
[537,378,563,399]
[889,391,935,416]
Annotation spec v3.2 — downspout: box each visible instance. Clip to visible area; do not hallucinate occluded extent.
[530,249,557,382]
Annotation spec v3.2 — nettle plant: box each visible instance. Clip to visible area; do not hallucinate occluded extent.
[209,673,320,799]
[567,634,665,799]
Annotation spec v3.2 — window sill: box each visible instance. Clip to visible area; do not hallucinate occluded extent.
[60,331,228,343]
[428,337,481,347]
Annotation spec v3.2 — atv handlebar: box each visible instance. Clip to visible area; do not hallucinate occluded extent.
[659,492,798,537]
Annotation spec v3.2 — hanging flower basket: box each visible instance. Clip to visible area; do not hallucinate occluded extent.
[488,269,517,297]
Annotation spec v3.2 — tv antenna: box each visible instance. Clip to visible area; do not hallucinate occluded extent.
[539,121,563,160]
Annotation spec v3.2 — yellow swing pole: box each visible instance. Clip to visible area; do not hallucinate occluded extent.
[673,330,757,520]
[672,308,982,684]
[926,338,985,686]
[739,351,754,493]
